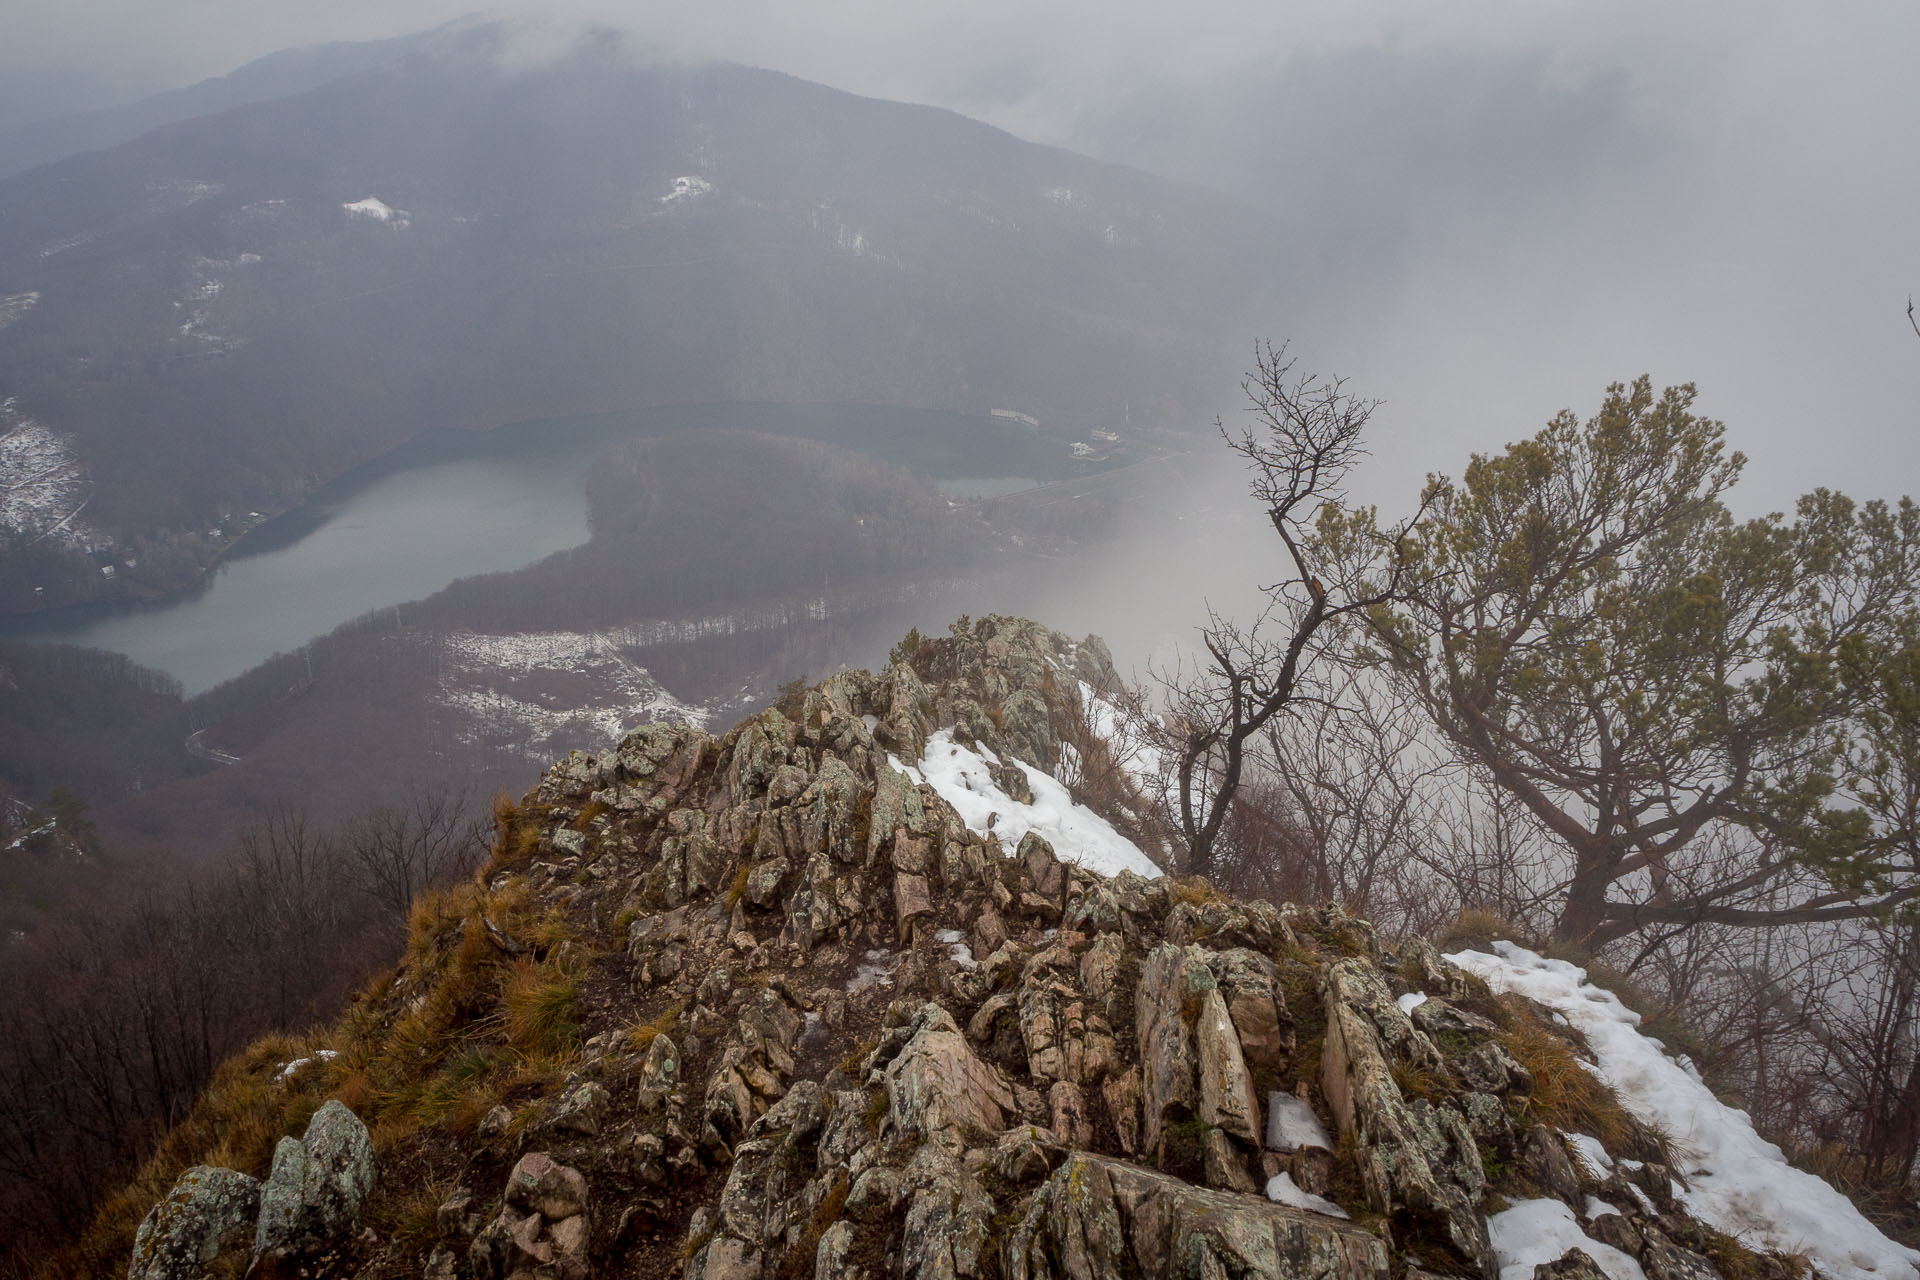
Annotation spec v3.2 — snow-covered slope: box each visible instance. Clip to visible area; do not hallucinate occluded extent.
[1451,942,1920,1280]
[899,727,1162,879]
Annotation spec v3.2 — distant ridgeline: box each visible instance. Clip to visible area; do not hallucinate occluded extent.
[88,617,1919,1280]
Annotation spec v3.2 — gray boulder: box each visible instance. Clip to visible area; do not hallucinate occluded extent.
[251,1100,376,1268]
[127,1165,261,1280]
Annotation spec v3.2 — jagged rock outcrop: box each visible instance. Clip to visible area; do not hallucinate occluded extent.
[110,617,1805,1280]
[252,1101,377,1271]
[1006,1152,1390,1280]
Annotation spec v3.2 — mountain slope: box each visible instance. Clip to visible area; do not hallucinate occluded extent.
[0,28,440,181]
[0,33,1282,610]
[77,616,1887,1280]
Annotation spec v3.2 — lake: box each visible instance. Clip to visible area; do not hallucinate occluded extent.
[1,403,1098,695]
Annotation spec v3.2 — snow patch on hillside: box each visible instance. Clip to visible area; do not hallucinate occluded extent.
[0,409,89,542]
[911,728,1162,880]
[660,175,713,204]
[148,177,221,208]
[1449,941,1920,1280]
[1075,681,1166,793]
[0,292,38,331]
[437,629,706,762]
[1489,1198,1646,1280]
[343,196,410,226]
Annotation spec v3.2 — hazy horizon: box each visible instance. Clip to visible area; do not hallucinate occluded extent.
[6,3,1913,528]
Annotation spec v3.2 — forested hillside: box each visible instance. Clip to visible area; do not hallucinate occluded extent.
[0,26,1279,610]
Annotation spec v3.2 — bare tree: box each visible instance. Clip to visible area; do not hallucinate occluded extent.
[1165,343,1425,877]
[339,788,487,918]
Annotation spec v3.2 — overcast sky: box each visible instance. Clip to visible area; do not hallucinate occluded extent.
[5,0,1916,519]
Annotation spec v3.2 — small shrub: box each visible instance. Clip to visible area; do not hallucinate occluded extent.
[1160,1116,1209,1182]
[774,676,810,720]
[888,627,929,671]
[839,1037,880,1076]
[1435,907,1524,953]
[778,1172,853,1280]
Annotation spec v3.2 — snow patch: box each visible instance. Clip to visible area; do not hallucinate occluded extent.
[915,729,1161,879]
[0,412,90,542]
[274,1049,338,1085]
[1489,1198,1648,1280]
[1586,1195,1629,1221]
[847,949,900,993]
[1397,991,1428,1016]
[0,292,39,331]
[660,175,713,204]
[343,196,410,226]
[1265,1171,1349,1218]
[1562,1130,1615,1177]
[1452,942,1920,1280]
[934,928,978,970]
[438,629,707,761]
[1265,1092,1333,1152]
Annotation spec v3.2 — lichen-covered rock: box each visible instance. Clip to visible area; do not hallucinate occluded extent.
[1195,984,1260,1146]
[1641,1227,1723,1280]
[251,1100,375,1270]
[883,1004,1017,1151]
[1136,943,1214,1161]
[1005,1153,1391,1280]
[1064,870,1159,939]
[547,1078,610,1137]
[1320,963,1494,1277]
[1520,1125,1583,1207]
[1209,947,1294,1076]
[127,1166,260,1280]
[900,1143,996,1280]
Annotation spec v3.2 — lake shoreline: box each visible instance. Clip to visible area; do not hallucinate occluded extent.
[0,401,1114,693]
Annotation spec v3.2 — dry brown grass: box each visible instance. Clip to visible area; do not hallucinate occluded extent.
[489,793,547,872]
[52,814,601,1280]
[1434,906,1526,952]
[1493,994,1652,1157]
[629,1006,681,1055]
[502,959,581,1057]
[1168,876,1221,907]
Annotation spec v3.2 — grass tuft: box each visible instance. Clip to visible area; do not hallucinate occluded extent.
[502,959,581,1057]
[1493,994,1652,1158]
[630,1006,681,1055]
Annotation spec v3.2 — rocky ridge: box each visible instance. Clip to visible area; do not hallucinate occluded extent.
[110,617,1804,1280]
